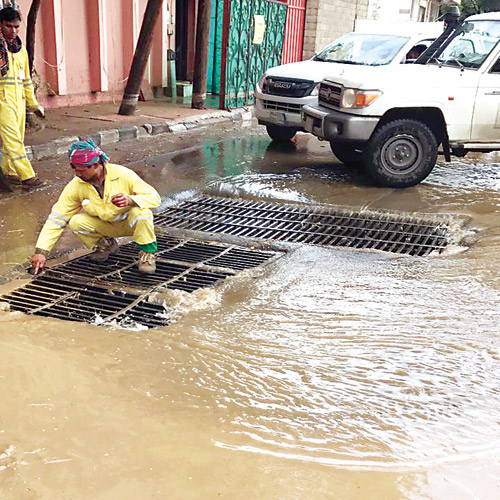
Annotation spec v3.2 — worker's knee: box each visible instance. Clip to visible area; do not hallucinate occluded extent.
[69,213,94,233]
[128,207,154,228]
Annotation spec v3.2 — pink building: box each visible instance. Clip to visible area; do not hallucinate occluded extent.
[2,1,316,110]
[8,0,177,108]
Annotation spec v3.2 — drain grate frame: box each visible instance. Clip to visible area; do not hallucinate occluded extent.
[155,196,453,256]
[1,235,278,329]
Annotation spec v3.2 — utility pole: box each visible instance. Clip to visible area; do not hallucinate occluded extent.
[192,0,212,109]
[118,0,163,116]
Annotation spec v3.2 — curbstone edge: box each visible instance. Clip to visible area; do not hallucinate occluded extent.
[26,106,255,160]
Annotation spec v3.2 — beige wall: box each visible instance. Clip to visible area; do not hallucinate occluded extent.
[304,0,370,58]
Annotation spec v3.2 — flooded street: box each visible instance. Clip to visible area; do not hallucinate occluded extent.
[1,122,499,499]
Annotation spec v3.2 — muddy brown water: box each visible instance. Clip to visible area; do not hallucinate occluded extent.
[0,124,499,499]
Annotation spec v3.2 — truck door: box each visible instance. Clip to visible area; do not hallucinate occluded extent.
[471,56,500,142]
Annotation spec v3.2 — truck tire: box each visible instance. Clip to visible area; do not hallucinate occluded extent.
[330,141,363,167]
[363,119,437,188]
[266,125,297,142]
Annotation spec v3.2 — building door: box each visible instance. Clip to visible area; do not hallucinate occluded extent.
[220,0,288,109]
[207,0,224,95]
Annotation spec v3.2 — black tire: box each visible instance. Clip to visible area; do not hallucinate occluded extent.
[330,141,364,167]
[266,125,297,142]
[363,119,438,188]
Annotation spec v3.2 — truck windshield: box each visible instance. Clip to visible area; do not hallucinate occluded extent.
[313,33,410,66]
[434,20,500,69]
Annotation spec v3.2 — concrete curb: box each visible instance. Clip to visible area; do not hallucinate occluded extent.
[25,107,253,161]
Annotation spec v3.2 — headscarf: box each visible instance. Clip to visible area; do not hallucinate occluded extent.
[68,138,110,166]
[0,34,21,77]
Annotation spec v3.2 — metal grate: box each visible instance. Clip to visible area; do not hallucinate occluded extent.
[262,99,303,114]
[155,196,451,257]
[1,235,277,329]
[262,77,316,98]
[318,81,342,109]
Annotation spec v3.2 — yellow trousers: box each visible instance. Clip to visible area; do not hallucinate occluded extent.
[0,100,36,181]
[68,207,156,249]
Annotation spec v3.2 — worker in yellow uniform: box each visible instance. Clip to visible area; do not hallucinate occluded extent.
[31,139,161,275]
[0,7,44,190]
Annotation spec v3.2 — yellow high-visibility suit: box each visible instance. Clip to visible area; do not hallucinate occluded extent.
[35,163,161,253]
[0,44,38,181]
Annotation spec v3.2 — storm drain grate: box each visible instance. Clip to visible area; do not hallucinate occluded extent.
[1,235,277,329]
[155,196,451,256]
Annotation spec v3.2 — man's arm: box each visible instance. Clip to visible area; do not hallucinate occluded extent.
[21,47,41,112]
[126,170,161,209]
[30,182,82,274]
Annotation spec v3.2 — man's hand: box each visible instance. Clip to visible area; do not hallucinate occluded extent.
[34,105,45,119]
[31,253,46,275]
[111,193,131,208]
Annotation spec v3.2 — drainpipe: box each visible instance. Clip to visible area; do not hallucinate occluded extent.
[118,0,164,115]
[192,0,212,109]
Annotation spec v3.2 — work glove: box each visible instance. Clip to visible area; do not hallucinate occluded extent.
[34,105,45,119]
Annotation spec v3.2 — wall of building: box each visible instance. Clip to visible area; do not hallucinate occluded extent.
[367,0,442,23]
[8,0,175,108]
[303,0,369,59]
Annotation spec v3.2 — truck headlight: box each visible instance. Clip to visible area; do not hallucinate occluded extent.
[310,83,321,96]
[257,74,267,92]
[341,88,381,109]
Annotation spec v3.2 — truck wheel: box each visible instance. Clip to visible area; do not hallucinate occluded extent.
[266,125,296,142]
[330,141,363,167]
[363,119,437,188]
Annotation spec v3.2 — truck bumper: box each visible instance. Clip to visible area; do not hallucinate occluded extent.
[301,105,380,142]
[255,92,314,129]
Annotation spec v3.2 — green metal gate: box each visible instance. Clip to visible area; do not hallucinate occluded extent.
[207,0,224,95]
[220,0,287,109]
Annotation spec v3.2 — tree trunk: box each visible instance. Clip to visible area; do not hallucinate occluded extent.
[118,0,164,116]
[192,0,212,109]
[26,0,42,77]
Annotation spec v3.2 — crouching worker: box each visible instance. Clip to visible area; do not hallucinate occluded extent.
[30,139,161,275]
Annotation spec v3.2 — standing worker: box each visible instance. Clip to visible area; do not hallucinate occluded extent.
[0,6,44,190]
[30,139,161,275]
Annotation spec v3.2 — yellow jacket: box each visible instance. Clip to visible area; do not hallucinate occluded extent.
[36,163,161,252]
[0,45,38,109]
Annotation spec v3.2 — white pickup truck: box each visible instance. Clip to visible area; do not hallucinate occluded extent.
[302,12,500,188]
[254,23,442,142]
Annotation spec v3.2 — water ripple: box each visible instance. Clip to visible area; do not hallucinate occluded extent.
[157,247,500,468]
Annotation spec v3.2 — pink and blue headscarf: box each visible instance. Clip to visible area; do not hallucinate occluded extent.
[68,138,110,166]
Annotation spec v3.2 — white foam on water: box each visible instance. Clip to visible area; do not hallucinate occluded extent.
[149,287,222,323]
[205,173,311,203]
[157,189,199,211]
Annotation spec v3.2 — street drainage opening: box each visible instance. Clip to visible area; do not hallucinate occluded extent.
[155,196,458,257]
[1,197,468,328]
[1,235,278,329]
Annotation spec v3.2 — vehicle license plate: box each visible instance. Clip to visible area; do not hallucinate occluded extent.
[270,111,286,124]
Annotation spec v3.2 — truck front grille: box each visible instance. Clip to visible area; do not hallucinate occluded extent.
[262,99,302,114]
[262,77,316,98]
[319,82,342,109]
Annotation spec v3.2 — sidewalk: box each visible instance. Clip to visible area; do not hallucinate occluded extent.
[24,97,253,161]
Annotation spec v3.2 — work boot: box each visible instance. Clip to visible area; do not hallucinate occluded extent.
[21,176,44,190]
[138,251,156,274]
[6,175,21,186]
[89,237,119,262]
[0,172,16,192]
